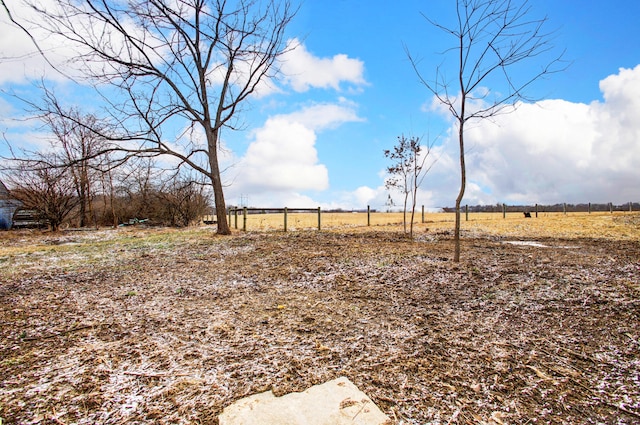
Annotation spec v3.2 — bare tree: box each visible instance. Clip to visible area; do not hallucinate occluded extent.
[407,136,436,237]
[6,155,79,231]
[407,0,564,261]
[384,134,435,238]
[156,175,211,227]
[10,0,296,235]
[2,85,122,228]
[95,155,119,227]
[384,193,395,213]
[43,108,109,227]
[112,157,161,223]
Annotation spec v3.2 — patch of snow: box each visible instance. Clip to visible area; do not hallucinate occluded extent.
[504,241,549,248]
[503,241,580,249]
[119,394,144,416]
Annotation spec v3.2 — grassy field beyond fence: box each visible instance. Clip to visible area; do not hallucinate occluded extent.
[225,210,640,240]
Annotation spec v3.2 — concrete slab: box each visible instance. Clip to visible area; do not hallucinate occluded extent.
[218,377,392,425]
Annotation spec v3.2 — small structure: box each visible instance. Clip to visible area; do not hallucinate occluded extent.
[12,209,48,229]
[0,179,22,230]
[219,377,391,425]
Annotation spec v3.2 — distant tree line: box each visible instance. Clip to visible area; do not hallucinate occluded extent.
[3,157,211,231]
[1,102,212,231]
[442,202,639,214]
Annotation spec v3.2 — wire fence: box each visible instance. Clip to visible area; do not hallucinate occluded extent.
[224,202,639,232]
[453,202,639,216]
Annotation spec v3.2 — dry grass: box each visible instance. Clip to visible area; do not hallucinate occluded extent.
[1,213,639,424]
[235,211,640,240]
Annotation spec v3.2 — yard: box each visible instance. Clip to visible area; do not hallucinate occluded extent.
[1,212,639,424]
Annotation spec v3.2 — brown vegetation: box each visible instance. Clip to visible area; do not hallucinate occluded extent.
[1,214,639,424]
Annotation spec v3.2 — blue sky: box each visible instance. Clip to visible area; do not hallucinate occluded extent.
[1,0,640,210]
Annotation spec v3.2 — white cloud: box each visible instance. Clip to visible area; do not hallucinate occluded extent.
[282,99,365,130]
[239,117,329,191]
[424,64,640,205]
[280,39,367,92]
[0,0,67,84]
[230,102,363,201]
[352,186,379,206]
[227,191,320,209]
[319,185,384,211]
[0,0,169,85]
[209,39,368,98]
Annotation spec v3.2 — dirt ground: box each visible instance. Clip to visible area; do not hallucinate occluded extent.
[1,215,639,424]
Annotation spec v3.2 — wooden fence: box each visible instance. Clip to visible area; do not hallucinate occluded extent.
[462,202,637,220]
[229,207,321,231]
[225,202,638,231]
[228,206,387,231]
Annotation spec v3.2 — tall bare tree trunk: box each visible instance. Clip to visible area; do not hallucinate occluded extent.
[206,123,230,235]
[454,120,466,262]
[210,152,230,235]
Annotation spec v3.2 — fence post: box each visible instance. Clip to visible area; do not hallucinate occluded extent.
[243,207,247,231]
[234,208,238,229]
[317,207,321,231]
[367,205,371,226]
[588,202,591,214]
[563,203,567,215]
[422,205,425,223]
[502,203,506,219]
[535,203,538,218]
[609,202,613,214]
[465,204,469,221]
[284,207,288,232]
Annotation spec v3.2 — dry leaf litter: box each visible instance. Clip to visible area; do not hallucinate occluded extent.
[0,215,639,424]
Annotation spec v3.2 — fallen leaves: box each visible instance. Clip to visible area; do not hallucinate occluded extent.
[1,221,639,424]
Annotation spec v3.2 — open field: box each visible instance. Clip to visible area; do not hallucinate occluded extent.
[235,211,640,240]
[1,213,639,424]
